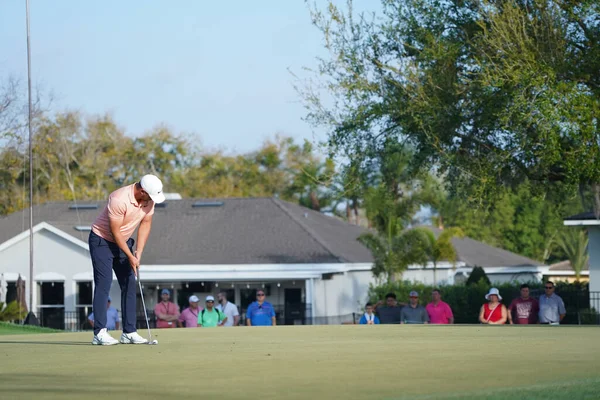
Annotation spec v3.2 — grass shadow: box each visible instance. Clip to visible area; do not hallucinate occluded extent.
[0,340,89,346]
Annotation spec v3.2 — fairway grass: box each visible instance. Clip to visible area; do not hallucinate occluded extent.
[0,322,61,336]
[0,325,599,399]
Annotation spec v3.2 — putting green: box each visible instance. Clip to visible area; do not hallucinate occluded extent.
[0,325,599,399]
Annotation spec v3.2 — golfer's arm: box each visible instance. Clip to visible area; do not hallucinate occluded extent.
[109,218,135,259]
[136,214,153,255]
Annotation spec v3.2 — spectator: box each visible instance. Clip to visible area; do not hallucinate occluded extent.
[426,289,454,324]
[178,295,202,328]
[508,284,539,325]
[154,289,180,328]
[246,290,276,326]
[400,291,429,324]
[88,297,120,331]
[216,291,240,327]
[198,296,227,327]
[539,281,566,325]
[479,288,507,325]
[359,303,380,325]
[374,293,405,324]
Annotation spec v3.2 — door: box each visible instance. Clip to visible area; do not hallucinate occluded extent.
[284,288,303,325]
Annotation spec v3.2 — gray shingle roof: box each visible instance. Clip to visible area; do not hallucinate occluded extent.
[548,260,589,272]
[412,226,544,268]
[564,211,598,221]
[0,198,374,265]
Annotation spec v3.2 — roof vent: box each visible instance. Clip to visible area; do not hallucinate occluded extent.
[192,201,224,208]
[74,226,92,231]
[69,204,98,210]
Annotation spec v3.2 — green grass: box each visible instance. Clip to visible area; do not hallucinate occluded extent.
[0,325,599,399]
[0,322,62,335]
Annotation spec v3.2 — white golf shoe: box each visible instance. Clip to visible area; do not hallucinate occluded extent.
[120,331,149,344]
[92,328,119,346]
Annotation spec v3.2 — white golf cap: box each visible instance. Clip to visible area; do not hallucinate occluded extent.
[206,295,215,302]
[140,174,166,204]
[485,287,502,301]
[189,295,199,303]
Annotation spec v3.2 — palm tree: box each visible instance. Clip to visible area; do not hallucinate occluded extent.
[553,229,589,281]
[358,217,430,283]
[417,227,465,287]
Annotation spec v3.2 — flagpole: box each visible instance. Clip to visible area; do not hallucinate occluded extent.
[25,0,36,323]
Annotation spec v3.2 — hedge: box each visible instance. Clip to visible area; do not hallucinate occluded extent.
[367,279,594,324]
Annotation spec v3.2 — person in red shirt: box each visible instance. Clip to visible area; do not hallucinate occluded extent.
[154,289,180,328]
[508,284,540,325]
[479,288,507,325]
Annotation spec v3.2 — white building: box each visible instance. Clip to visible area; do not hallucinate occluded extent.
[0,197,549,329]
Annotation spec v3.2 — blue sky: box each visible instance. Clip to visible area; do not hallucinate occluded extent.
[0,0,377,154]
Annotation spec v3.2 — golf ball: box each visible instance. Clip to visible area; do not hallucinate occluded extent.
[151,339,158,345]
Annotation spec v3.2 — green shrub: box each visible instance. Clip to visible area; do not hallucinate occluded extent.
[368,280,545,323]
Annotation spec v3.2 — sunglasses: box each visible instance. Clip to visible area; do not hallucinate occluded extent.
[206,300,214,303]
[257,293,265,297]
[545,287,554,289]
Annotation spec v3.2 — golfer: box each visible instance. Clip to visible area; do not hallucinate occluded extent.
[89,174,165,345]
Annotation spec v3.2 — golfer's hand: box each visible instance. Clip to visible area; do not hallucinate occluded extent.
[128,254,140,275]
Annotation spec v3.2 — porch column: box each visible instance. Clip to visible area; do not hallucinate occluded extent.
[305,278,315,322]
[588,228,600,293]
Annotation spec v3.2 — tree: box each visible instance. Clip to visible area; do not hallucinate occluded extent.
[552,229,589,281]
[417,227,464,288]
[437,181,584,262]
[466,266,491,286]
[358,219,430,283]
[302,0,600,211]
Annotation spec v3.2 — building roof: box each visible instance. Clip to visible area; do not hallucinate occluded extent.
[0,198,373,265]
[564,211,597,221]
[548,260,589,272]
[0,199,547,268]
[413,226,544,268]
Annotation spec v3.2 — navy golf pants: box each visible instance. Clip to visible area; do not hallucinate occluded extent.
[89,231,137,335]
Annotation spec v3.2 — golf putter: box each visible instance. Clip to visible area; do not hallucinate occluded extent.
[137,269,158,345]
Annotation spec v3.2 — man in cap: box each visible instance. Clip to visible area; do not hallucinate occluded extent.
[88,297,120,331]
[178,295,202,328]
[89,174,165,345]
[154,288,180,328]
[198,296,227,327]
[400,291,430,324]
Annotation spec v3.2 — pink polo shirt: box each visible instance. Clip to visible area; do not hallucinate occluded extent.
[92,184,154,242]
[178,306,202,328]
[426,301,453,324]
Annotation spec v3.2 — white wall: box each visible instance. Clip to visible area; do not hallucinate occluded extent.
[312,270,375,317]
[404,268,543,286]
[0,229,91,312]
[588,228,600,293]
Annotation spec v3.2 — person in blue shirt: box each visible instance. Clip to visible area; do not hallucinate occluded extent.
[246,290,276,326]
[359,302,380,325]
[88,297,120,330]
